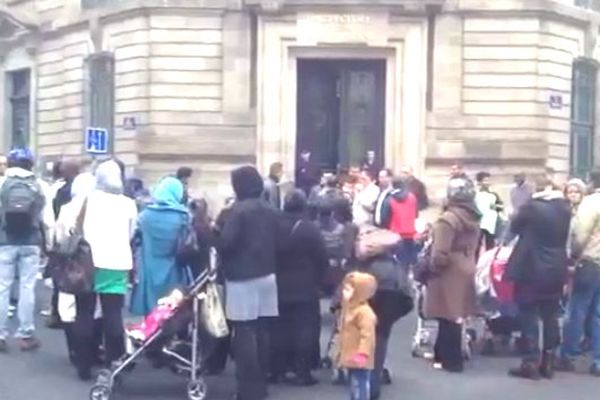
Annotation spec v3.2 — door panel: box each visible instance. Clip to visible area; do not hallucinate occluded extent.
[297,59,386,173]
[297,60,339,172]
[339,61,386,170]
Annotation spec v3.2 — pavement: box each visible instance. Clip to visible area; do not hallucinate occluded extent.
[1,285,600,400]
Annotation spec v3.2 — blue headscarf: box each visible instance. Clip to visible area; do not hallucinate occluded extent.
[148,177,188,213]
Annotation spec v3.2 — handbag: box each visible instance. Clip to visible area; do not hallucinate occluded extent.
[54,199,95,295]
[413,239,435,285]
[573,259,600,292]
[201,282,229,338]
[176,216,199,266]
[355,225,401,261]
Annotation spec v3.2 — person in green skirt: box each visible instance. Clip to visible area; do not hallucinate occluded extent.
[73,160,138,381]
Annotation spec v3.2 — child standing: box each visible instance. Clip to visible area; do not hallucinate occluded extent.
[338,272,378,400]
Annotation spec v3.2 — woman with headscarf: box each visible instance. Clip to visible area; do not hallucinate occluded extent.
[216,166,279,400]
[564,178,587,215]
[130,177,189,316]
[270,189,328,386]
[425,177,481,373]
[73,160,138,380]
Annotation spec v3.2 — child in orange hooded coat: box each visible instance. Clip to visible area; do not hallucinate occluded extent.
[338,272,378,400]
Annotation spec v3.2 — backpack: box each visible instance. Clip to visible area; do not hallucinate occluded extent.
[320,222,345,261]
[1,175,43,236]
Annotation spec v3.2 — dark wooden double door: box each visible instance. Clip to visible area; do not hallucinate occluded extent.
[297,59,386,173]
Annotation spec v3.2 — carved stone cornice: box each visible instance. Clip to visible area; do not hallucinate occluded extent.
[0,6,38,52]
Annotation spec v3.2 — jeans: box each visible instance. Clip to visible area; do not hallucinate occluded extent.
[561,282,600,366]
[519,300,561,361]
[349,369,371,400]
[0,245,40,339]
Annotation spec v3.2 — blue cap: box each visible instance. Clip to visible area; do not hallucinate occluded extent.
[8,147,34,163]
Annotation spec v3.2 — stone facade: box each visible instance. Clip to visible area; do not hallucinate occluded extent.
[0,0,599,206]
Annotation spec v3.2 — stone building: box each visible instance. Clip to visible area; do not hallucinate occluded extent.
[0,0,600,205]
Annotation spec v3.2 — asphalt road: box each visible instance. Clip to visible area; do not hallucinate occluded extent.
[1,286,599,400]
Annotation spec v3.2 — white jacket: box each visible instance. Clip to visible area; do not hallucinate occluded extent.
[83,190,137,270]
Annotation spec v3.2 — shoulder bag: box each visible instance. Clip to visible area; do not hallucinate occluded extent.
[54,199,95,295]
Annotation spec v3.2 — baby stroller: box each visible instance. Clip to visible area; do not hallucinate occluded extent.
[410,282,477,361]
[475,245,521,355]
[89,268,215,400]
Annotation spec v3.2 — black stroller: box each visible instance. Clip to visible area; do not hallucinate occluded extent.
[89,268,215,400]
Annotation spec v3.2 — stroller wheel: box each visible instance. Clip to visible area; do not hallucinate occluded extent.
[89,384,112,400]
[187,379,208,400]
[96,369,112,384]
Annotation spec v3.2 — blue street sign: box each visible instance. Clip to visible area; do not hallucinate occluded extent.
[85,127,109,154]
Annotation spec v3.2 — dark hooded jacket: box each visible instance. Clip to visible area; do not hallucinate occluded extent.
[506,190,571,303]
[276,190,329,302]
[218,166,280,281]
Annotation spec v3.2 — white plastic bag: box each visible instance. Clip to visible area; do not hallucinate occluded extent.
[201,283,229,338]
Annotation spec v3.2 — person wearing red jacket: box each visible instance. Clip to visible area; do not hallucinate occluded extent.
[380,177,418,265]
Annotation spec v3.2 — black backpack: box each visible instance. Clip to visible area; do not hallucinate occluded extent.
[1,175,43,236]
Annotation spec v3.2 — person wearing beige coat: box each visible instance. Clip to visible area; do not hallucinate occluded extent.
[425,177,480,373]
[338,271,377,400]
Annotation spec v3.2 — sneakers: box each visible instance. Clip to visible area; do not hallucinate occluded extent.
[8,305,16,318]
[0,339,7,353]
[18,337,41,352]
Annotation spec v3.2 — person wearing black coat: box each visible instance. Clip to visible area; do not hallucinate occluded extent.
[216,166,280,400]
[506,178,571,380]
[270,189,329,386]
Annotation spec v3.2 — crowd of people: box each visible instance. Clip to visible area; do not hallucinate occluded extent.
[1,145,600,400]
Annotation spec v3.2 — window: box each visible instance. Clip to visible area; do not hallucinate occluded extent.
[570,59,597,178]
[87,52,115,153]
[575,0,600,11]
[7,69,31,148]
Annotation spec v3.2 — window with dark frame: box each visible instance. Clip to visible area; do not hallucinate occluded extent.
[87,52,115,154]
[8,69,31,148]
[570,59,597,178]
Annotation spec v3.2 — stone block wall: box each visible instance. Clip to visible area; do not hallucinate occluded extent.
[426,12,588,199]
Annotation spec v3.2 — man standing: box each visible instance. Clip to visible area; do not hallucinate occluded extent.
[176,166,193,205]
[263,162,283,210]
[374,169,394,227]
[475,171,504,252]
[380,177,419,265]
[510,172,534,217]
[361,150,379,180]
[295,150,320,197]
[399,165,429,211]
[558,169,600,376]
[0,148,54,352]
[506,177,571,380]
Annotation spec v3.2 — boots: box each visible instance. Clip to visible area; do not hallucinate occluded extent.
[508,360,541,380]
[539,350,555,379]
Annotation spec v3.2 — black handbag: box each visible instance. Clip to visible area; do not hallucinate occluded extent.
[573,259,600,292]
[176,217,199,265]
[53,200,95,295]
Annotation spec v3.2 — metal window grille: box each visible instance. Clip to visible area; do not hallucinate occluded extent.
[86,52,115,154]
[570,59,597,178]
